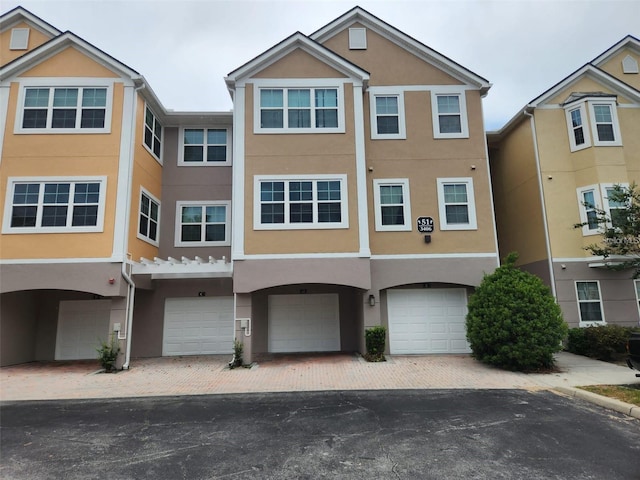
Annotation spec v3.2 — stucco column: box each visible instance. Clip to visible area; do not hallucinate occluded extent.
[108,297,127,369]
[361,290,382,354]
[235,293,253,364]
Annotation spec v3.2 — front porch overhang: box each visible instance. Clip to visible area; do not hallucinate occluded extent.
[131,256,233,280]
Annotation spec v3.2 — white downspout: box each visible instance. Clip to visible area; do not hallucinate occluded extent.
[524,107,557,298]
[121,258,135,369]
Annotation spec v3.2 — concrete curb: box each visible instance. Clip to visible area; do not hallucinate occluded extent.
[553,386,640,420]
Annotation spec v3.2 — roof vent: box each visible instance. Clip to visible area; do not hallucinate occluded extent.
[10,28,30,50]
[622,54,639,74]
[349,28,367,50]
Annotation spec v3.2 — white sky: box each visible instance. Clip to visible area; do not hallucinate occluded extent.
[4,0,640,130]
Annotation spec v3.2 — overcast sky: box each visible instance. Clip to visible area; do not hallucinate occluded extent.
[4,0,639,130]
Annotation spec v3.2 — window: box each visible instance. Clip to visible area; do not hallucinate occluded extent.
[436,178,477,230]
[19,86,109,132]
[144,106,162,160]
[602,183,629,229]
[255,85,343,133]
[576,281,605,325]
[370,92,406,139]
[431,91,469,139]
[565,104,591,151]
[254,175,348,229]
[576,185,602,236]
[175,201,230,246]
[3,177,106,233]
[373,179,411,231]
[180,128,229,165]
[138,190,160,245]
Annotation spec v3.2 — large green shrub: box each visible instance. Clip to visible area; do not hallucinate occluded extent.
[364,326,386,362]
[566,325,639,361]
[466,252,567,371]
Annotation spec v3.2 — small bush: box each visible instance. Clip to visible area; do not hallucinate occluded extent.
[364,326,386,362]
[229,339,244,369]
[466,252,567,372]
[566,325,639,361]
[97,335,120,372]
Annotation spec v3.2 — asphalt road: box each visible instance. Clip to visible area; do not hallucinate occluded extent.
[1,389,639,479]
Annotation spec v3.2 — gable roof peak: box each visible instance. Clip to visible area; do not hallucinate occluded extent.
[0,6,61,36]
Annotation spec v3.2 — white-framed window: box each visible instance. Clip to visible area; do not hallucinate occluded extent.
[575,281,605,326]
[138,189,160,246]
[370,92,406,139]
[565,104,591,152]
[254,175,348,230]
[431,90,469,139]
[175,201,230,246]
[253,82,345,133]
[588,101,621,146]
[373,179,411,231]
[2,177,106,234]
[576,185,602,236]
[179,128,230,165]
[602,183,629,229]
[436,178,477,230]
[144,105,162,161]
[16,84,112,134]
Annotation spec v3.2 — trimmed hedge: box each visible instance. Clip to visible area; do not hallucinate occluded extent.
[364,326,386,362]
[466,252,567,372]
[566,325,639,361]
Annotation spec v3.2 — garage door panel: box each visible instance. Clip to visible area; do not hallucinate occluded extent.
[268,294,340,353]
[163,297,233,356]
[56,300,111,360]
[388,289,471,354]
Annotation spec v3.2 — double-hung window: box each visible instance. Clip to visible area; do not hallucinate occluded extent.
[255,84,343,133]
[576,183,628,235]
[180,128,229,165]
[436,178,477,230]
[19,85,110,133]
[575,281,605,325]
[373,179,411,231]
[564,97,621,150]
[370,91,406,139]
[254,175,348,229]
[3,177,106,233]
[602,184,628,229]
[138,189,160,245]
[431,90,469,139]
[144,106,162,161]
[590,103,620,145]
[176,201,230,246]
[565,104,591,151]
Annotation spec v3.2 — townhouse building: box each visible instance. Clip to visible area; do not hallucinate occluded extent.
[0,6,499,366]
[489,36,640,329]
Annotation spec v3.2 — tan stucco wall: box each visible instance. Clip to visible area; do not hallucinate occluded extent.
[20,46,119,78]
[0,77,125,259]
[253,48,348,79]
[489,118,548,266]
[127,94,163,262]
[321,22,463,87]
[243,69,360,254]
[0,21,53,66]
[596,47,640,91]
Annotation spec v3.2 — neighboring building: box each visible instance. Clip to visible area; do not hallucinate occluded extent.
[0,6,499,366]
[488,35,640,329]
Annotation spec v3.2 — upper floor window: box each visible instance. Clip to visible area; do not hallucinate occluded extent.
[254,175,348,230]
[254,83,344,133]
[436,178,477,230]
[431,91,469,139]
[179,128,229,165]
[370,92,406,140]
[564,97,622,151]
[373,179,411,231]
[18,86,110,133]
[576,183,628,235]
[144,106,162,161]
[2,177,106,233]
[176,201,230,246]
[138,189,160,246]
[575,281,605,326]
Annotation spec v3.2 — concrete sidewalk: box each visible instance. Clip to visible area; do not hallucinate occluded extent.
[1,352,638,417]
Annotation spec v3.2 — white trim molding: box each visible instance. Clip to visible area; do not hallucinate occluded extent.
[373,179,412,231]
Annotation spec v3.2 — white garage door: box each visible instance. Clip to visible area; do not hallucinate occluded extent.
[268,294,340,353]
[55,300,111,360]
[163,297,234,356]
[387,289,471,354]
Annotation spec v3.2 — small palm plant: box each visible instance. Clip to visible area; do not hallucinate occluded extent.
[97,334,120,372]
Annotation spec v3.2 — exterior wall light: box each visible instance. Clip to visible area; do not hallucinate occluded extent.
[368,294,376,306]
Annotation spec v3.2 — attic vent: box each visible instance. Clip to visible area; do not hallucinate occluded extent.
[622,54,639,74]
[10,28,30,50]
[349,28,367,50]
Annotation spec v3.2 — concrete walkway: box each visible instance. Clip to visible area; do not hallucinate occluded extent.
[1,351,638,417]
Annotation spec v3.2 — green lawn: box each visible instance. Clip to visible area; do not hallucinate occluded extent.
[579,384,640,407]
